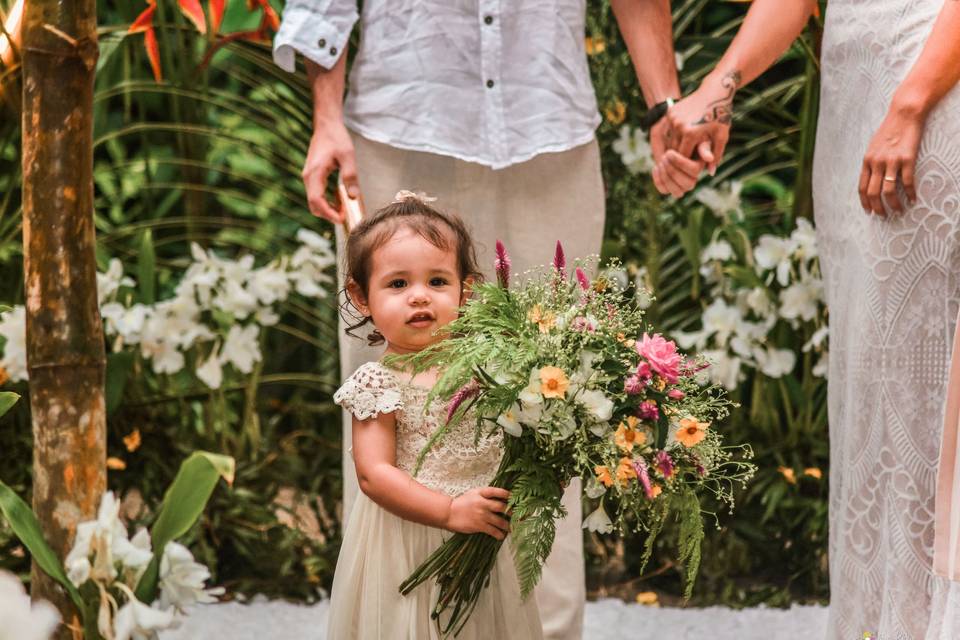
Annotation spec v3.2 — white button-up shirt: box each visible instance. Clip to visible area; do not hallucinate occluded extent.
[273,1,600,169]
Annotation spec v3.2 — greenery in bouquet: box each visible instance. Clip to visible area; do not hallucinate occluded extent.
[392,242,756,635]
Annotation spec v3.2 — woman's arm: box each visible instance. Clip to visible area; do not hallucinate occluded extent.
[656,0,816,194]
[352,414,511,539]
[860,2,960,215]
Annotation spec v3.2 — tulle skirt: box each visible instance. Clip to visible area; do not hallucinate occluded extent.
[325,492,543,639]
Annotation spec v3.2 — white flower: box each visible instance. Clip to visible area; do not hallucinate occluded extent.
[101,303,150,345]
[247,261,291,307]
[213,279,259,320]
[695,181,743,218]
[756,346,797,378]
[158,542,224,611]
[578,388,614,422]
[221,324,261,374]
[790,218,818,261]
[702,298,743,344]
[113,596,178,640]
[496,406,523,437]
[196,345,223,390]
[295,228,333,254]
[255,307,280,327]
[813,351,829,378]
[65,491,131,588]
[779,278,823,322]
[584,475,607,499]
[601,267,629,291]
[700,239,734,264]
[140,338,185,375]
[675,51,685,72]
[555,414,578,439]
[0,570,60,640]
[701,349,743,390]
[0,305,28,383]
[97,258,135,305]
[803,325,829,352]
[518,368,543,407]
[582,504,614,534]
[744,287,775,319]
[754,235,796,287]
[611,125,654,175]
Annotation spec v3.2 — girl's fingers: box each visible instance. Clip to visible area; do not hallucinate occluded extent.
[882,159,903,213]
[487,513,511,532]
[652,164,667,195]
[866,161,887,216]
[480,486,510,500]
[485,498,508,514]
[483,525,505,540]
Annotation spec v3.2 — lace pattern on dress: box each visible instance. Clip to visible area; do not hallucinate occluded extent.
[333,361,404,420]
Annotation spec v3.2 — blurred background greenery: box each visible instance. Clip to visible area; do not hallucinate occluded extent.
[0,0,829,607]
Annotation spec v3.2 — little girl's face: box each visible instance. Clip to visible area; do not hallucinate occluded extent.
[354,227,469,355]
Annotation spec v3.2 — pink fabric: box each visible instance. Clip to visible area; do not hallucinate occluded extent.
[935,312,960,580]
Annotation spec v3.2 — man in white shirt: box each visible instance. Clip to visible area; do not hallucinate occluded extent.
[274,3,694,638]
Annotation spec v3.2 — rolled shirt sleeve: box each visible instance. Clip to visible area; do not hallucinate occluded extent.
[272,0,358,72]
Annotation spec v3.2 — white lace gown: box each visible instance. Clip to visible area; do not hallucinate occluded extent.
[327,362,543,640]
[812,2,960,638]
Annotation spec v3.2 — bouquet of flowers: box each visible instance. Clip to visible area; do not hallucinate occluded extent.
[393,242,755,636]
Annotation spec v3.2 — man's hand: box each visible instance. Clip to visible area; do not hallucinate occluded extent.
[651,118,707,198]
[302,120,360,224]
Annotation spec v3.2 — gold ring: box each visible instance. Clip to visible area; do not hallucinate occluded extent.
[883,176,897,182]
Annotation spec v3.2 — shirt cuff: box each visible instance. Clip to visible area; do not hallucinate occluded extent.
[272,5,357,73]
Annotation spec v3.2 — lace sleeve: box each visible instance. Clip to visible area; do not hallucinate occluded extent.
[333,362,404,421]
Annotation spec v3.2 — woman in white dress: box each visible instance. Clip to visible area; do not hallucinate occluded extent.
[654,1,960,637]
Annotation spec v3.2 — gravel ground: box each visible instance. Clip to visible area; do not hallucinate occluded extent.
[161,597,829,640]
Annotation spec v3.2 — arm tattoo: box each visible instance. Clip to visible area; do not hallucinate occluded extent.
[694,70,742,126]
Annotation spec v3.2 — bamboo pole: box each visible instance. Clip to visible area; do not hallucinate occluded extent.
[21,0,105,636]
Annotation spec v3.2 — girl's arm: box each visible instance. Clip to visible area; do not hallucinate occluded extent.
[859,2,960,215]
[657,0,816,191]
[352,413,511,540]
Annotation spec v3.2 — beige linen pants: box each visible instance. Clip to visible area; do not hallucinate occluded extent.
[336,131,606,640]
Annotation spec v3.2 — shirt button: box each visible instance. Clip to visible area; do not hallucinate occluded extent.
[484,15,493,25]
[486,79,495,89]
[318,38,326,48]
[330,46,338,56]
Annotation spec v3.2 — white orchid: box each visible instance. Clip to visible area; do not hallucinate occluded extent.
[611,125,654,175]
[196,344,224,389]
[496,406,523,437]
[779,278,823,322]
[113,594,178,640]
[101,302,150,345]
[0,305,27,382]
[518,368,544,407]
[247,260,292,306]
[754,234,797,286]
[701,349,743,390]
[213,279,259,320]
[582,504,614,534]
[755,346,797,378]
[790,218,818,261]
[578,388,614,422]
[0,570,60,640]
[158,542,224,611]
[701,298,743,344]
[221,324,261,374]
[695,180,743,219]
[700,239,735,264]
[97,258,135,305]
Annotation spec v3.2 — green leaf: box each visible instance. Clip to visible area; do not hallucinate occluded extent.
[105,352,135,416]
[134,451,235,603]
[0,482,86,613]
[0,391,19,418]
[138,230,156,305]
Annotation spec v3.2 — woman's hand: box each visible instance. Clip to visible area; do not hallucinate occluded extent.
[858,98,927,216]
[444,486,511,540]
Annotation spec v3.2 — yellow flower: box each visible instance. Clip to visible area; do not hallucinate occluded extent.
[675,417,708,448]
[123,429,142,452]
[616,456,637,484]
[585,36,606,56]
[539,366,570,399]
[635,591,659,606]
[652,376,667,392]
[604,100,626,125]
[804,467,822,480]
[595,465,613,488]
[649,484,663,498]
[527,304,556,333]
[779,466,797,484]
[615,417,646,453]
[107,457,127,471]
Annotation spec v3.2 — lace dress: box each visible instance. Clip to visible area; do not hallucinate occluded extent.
[812,2,960,638]
[327,362,543,640]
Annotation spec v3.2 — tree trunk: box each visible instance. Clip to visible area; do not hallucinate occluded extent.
[21,1,105,637]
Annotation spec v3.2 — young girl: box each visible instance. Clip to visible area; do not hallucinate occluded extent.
[328,192,543,639]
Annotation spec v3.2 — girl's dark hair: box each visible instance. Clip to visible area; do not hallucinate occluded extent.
[339,194,483,345]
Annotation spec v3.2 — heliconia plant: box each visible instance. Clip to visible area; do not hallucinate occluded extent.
[0,393,234,640]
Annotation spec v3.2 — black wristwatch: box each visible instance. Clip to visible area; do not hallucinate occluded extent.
[639,98,676,132]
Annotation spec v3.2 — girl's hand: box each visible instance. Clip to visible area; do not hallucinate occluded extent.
[444,486,511,540]
[858,98,926,216]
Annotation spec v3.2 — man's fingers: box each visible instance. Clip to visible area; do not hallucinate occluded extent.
[665,150,703,182]
[337,148,361,199]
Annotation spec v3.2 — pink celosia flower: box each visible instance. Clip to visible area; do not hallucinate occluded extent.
[575,267,590,291]
[655,450,675,479]
[447,380,479,424]
[494,240,511,289]
[667,389,685,401]
[632,458,656,499]
[636,400,659,421]
[624,374,644,395]
[553,241,566,277]
[636,333,682,384]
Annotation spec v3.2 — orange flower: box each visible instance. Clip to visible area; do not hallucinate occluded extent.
[107,457,127,471]
[615,417,646,453]
[585,36,606,56]
[527,304,556,333]
[604,100,626,125]
[123,429,142,452]
[595,465,613,488]
[648,484,663,498]
[636,591,659,606]
[616,456,637,484]
[675,417,708,447]
[804,467,822,480]
[539,366,569,399]
[0,366,8,386]
[779,466,797,484]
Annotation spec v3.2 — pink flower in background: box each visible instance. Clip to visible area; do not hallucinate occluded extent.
[624,374,644,395]
[633,458,655,499]
[636,400,659,421]
[575,267,590,291]
[655,450,675,479]
[635,361,653,382]
[553,241,566,277]
[571,316,596,333]
[667,389,685,401]
[494,240,511,289]
[636,333,681,384]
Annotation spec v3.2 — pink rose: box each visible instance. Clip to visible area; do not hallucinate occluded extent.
[635,361,653,382]
[667,389,685,401]
[636,333,681,384]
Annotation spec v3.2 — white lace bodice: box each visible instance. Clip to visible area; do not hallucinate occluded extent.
[334,362,503,497]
